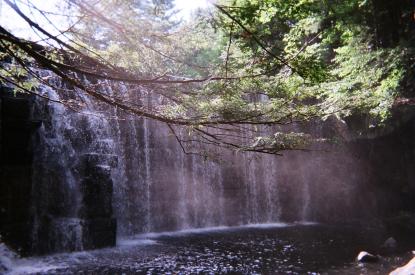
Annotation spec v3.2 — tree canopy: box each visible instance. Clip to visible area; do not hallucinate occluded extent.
[0,0,414,155]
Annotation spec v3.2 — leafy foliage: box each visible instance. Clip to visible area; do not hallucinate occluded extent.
[0,0,413,154]
[214,0,409,125]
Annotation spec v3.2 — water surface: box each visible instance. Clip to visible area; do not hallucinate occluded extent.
[4,223,412,274]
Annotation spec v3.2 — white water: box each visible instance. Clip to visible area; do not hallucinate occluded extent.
[21,77,370,256]
[0,242,65,275]
[121,222,301,240]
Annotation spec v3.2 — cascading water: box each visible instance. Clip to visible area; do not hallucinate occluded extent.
[263,154,281,222]
[104,95,290,234]
[16,76,371,254]
[32,82,84,253]
[142,117,152,232]
[30,74,117,253]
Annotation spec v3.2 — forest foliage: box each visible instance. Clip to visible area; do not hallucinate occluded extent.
[0,0,414,154]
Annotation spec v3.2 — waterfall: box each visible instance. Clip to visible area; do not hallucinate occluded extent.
[177,141,190,228]
[190,154,202,227]
[32,83,84,252]
[12,76,369,255]
[110,112,130,235]
[300,172,311,221]
[31,75,117,253]
[263,154,280,222]
[246,153,259,223]
[143,118,152,232]
[29,79,305,242]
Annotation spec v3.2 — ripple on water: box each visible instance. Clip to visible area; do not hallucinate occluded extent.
[2,224,413,274]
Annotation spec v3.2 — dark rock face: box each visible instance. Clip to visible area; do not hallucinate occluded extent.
[345,112,415,242]
[78,155,117,250]
[81,218,116,250]
[79,157,114,219]
[29,84,118,254]
[350,119,415,219]
[0,88,39,254]
[0,84,117,255]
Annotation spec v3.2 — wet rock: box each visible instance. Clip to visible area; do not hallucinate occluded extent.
[79,165,113,219]
[0,92,39,254]
[356,251,379,263]
[385,213,415,243]
[81,218,117,250]
[390,257,415,275]
[382,237,398,249]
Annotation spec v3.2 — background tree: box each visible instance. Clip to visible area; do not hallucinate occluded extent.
[1,0,414,155]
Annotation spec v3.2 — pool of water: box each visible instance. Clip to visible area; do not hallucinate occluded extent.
[3,223,412,274]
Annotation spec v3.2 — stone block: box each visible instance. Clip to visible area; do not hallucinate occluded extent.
[79,162,113,216]
[81,218,117,250]
[79,172,113,219]
[47,218,84,253]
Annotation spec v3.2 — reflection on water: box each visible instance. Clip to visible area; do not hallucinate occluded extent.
[3,224,412,274]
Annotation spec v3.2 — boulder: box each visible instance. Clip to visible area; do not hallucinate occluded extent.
[357,251,379,263]
[390,257,415,275]
[382,237,398,249]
